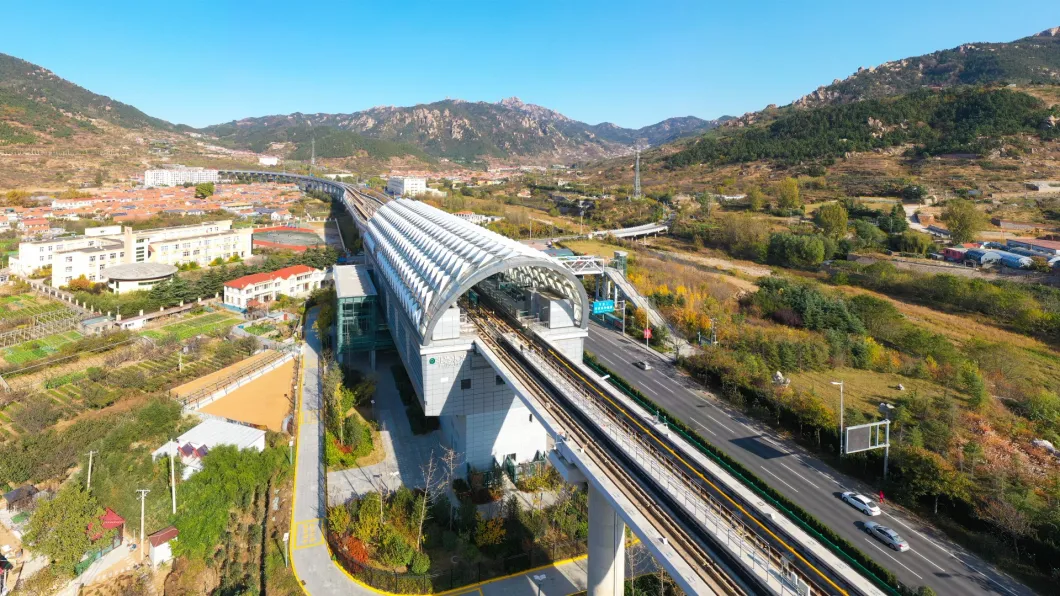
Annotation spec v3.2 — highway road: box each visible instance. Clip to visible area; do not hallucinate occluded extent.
[585,321,1034,596]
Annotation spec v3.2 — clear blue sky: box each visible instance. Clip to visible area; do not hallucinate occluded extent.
[3,0,1059,128]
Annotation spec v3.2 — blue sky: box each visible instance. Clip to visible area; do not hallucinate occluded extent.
[3,0,1059,128]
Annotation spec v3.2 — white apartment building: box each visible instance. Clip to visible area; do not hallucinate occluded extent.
[222,265,325,311]
[144,167,220,188]
[386,176,427,197]
[453,211,503,225]
[10,221,252,288]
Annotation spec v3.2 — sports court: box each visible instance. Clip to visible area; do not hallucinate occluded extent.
[253,226,324,252]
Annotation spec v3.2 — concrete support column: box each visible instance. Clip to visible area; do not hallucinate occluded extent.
[587,483,625,596]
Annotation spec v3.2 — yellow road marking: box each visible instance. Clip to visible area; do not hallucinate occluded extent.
[549,348,849,596]
[292,518,325,550]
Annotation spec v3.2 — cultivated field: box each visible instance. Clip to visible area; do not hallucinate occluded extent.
[140,312,242,341]
[1,330,83,365]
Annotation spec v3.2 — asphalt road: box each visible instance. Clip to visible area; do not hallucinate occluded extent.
[585,321,1034,596]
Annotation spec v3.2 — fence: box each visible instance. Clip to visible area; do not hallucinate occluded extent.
[327,531,586,594]
[174,347,298,409]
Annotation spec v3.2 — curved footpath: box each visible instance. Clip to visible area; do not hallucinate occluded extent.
[289,308,595,596]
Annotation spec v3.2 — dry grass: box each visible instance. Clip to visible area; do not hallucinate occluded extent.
[788,367,961,416]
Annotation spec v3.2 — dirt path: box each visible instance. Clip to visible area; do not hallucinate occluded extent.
[199,359,295,431]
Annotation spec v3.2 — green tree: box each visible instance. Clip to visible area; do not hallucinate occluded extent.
[813,202,848,238]
[24,485,102,574]
[776,177,801,209]
[898,447,968,514]
[894,230,934,255]
[194,182,216,198]
[942,199,986,244]
[746,186,765,211]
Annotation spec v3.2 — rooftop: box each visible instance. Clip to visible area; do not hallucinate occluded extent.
[335,264,377,298]
[152,419,265,460]
[102,262,178,280]
[224,264,318,290]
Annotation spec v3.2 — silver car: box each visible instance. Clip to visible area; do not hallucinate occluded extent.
[842,492,882,516]
[634,361,652,371]
[864,521,909,551]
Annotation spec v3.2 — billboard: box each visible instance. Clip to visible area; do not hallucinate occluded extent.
[592,300,615,315]
[845,420,890,455]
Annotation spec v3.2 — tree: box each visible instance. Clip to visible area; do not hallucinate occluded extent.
[194,182,215,198]
[746,186,765,211]
[977,497,1034,558]
[893,230,934,255]
[776,177,801,209]
[474,512,506,548]
[814,202,849,238]
[94,170,105,187]
[942,199,986,244]
[898,447,967,514]
[24,485,102,575]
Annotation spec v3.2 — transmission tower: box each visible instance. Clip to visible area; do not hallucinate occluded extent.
[633,145,643,200]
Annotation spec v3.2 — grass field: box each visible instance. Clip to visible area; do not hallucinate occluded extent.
[141,312,242,341]
[2,330,83,365]
[243,323,275,336]
[787,367,962,416]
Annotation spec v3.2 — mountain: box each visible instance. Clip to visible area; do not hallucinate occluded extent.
[200,98,723,164]
[793,27,1060,109]
[0,52,174,145]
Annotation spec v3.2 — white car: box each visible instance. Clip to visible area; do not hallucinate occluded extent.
[864,521,910,552]
[841,492,882,516]
[634,361,652,371]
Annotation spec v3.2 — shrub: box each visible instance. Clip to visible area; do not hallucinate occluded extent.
[376,526,414,568]
[408,551,430,574]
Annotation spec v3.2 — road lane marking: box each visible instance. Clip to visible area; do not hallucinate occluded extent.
[779,463,821,489]
[864,539,922,580]
[886,515,952,556]
[762,468,800,493]
[691,418,718,436]
[911,550,945,573]
[702,413,732,432]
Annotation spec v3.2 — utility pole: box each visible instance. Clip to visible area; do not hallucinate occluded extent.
[86,450,97,492]
[832,381,845,456]
[633,145,643,200]
[169,444,177,515]
[136,489,150,563]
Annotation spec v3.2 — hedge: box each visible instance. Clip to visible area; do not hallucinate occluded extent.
[583,352,914,596]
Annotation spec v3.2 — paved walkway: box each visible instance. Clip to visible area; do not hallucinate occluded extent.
[327,352,443,506]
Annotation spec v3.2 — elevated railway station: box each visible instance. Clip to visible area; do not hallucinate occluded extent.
[222,171,888,596]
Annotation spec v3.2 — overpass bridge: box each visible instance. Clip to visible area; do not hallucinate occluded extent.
[225,170,888,596]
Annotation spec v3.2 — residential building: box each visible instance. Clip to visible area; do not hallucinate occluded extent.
[386,176,427,197]
[10,220,251,287]
[147,527,179,567]
[18,218,50,237]
[1,485,38,512]
[152,419,266,479]
[223,264,325,311]
[258,156,280,166]
[144,167,219,188]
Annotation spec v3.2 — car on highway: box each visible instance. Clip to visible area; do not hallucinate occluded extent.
[841,492,881,516]
[864,521,909,551]
[634,361,652,370]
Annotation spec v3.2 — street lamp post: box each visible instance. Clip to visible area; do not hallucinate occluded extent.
[831,381,844,456]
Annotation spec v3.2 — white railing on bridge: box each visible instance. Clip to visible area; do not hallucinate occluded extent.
[555,255,607,276]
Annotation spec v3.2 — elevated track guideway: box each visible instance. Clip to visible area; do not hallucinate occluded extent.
[471,304,876,596]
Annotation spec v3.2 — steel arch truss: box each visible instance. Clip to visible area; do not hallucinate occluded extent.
[363,199,589,345]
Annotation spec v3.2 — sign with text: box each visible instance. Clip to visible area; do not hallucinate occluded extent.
[592,300,615,315]
[644,327,652,340]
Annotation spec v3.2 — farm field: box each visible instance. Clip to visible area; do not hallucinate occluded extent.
[0,340,257,442]
[1,330,83,365]
[199,359,295,431]
[243,322,275,336]
[140,311,241,341]
[0,294,68,321]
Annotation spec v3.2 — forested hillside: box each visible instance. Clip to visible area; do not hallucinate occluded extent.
[667,87,1059,168]
[0,53,174,145]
